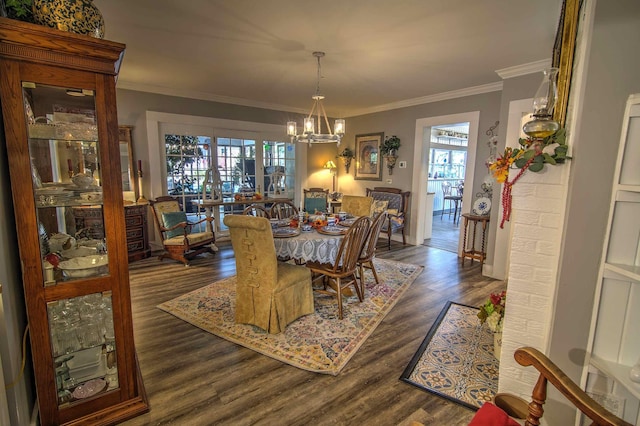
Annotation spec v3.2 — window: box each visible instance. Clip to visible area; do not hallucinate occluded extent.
[164,134,211,212]
[263,140,295,198]
[216,137,256,196]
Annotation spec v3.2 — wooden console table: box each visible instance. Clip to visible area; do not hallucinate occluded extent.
[461,213,490,266]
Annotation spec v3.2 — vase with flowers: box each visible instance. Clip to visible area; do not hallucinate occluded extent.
[478,290,506,359]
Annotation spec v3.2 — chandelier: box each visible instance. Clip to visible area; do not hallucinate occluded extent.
[287,51,345,146]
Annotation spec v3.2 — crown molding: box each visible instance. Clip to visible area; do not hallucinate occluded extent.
[118,79,506,118]
[116,80,308,114]
[495,58,551,79]
[343,82,503,118]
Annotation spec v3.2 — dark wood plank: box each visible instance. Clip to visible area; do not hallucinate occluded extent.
[123,242,504,425]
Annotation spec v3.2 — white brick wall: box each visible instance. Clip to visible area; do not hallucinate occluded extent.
[498,164,569,401]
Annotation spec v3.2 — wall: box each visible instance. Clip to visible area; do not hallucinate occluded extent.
[484,72,543,278]
[496,1,640,424]
[0,126,36,424]
[548,1,640,423]
[116,88,503,248]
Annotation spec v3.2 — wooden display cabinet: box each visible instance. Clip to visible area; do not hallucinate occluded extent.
[0,18,148,425]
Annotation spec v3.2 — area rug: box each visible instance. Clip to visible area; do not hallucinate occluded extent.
[400,301,498,410]
[158,258,423,375]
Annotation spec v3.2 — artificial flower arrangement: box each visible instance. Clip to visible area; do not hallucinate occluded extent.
[477,290,507,333]
[488,128,569,228]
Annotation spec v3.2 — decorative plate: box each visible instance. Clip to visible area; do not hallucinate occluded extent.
[272,228,300,238]
[318,225,347,235]
[472,197,492,215]
[337,218,357,227]
[71,378,107,399]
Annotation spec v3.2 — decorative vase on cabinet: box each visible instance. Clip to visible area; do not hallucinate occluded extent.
[33,0,105,38]
[0,17,148,426]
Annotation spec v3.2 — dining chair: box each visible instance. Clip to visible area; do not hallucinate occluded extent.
[356,211,388,293]
[270,200,298,219]
[242,204,270,218]
[303,187,329,213]
[305,216,372,319]
[441,181,462,223]
[149,196,215,266]
[223,215,314,334]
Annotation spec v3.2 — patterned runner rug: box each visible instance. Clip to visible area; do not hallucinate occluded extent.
[400,301,499,409]
[158,258,423,375]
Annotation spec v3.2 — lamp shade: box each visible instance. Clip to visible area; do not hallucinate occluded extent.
[324,160,337,170]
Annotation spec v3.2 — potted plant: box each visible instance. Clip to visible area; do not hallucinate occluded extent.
[337,147,355,173]
[2,0,34,22]
[381,135,401,156]
[381,135,401,174]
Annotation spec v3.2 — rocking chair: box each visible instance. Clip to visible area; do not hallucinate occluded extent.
[150,196,215,266]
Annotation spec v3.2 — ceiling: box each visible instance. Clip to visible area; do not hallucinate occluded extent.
[94,0,563,118]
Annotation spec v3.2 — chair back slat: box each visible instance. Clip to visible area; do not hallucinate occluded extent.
[243,204,270,218]
[360,211,388,261]
[270,200,298,219]
[332,216,371,273]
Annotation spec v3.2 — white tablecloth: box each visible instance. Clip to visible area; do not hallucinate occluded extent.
[273,229,343,264]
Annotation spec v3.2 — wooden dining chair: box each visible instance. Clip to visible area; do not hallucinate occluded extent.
[242,204,270,218]
[357,211,388,293]
[305,216,372,319]
[270,200,298,219]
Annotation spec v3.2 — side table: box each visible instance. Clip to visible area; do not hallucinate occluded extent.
[461,213,490,266]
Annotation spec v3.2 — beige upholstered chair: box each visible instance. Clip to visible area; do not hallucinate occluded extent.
[341,195,373,217]
[270,200,298,219]
[306,216,371,319]
[357,211,388,293]
[242,204,270,218]
[223,215,314,333]
[150,196,215,266]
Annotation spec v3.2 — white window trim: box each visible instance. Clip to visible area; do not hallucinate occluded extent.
[145,111,307,204]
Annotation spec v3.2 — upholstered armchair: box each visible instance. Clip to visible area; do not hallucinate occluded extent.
[223,215,314,333]
[150,196,215,266]
[341,195,373,217]
[366,187,410,250]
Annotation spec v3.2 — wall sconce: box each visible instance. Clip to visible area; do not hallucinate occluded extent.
[323,160,337,193]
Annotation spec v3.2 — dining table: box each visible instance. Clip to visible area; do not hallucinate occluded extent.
[273,226,345,265]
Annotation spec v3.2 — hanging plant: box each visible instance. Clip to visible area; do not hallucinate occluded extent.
[489,128,569,228]
[337,147,355,173]
[381,135,401,155]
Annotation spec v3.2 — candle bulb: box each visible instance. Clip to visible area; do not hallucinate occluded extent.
[138,160,142,173]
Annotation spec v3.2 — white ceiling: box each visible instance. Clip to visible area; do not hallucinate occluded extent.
[94,0,563,118]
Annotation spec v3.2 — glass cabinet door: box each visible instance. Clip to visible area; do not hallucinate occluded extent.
[23,82,118,406]
[24,82,110,286]
[48,292,118,406]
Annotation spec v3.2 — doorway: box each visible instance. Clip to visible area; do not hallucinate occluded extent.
[424,123,469,252]
[409,112,479,255]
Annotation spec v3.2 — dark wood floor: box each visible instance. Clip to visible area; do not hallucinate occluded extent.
[424,213,461,254]
[122,241,503,425]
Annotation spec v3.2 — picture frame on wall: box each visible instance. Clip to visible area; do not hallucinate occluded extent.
[354,132,383,181]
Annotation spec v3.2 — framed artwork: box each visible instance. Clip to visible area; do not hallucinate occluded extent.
[552,0,583,128]
[354,132,383,181]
